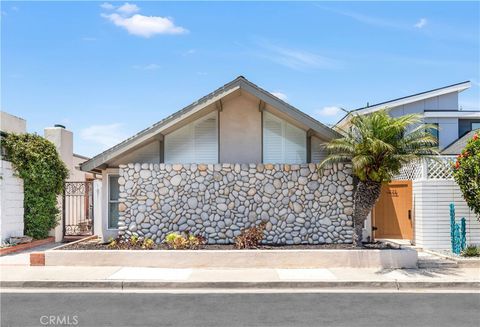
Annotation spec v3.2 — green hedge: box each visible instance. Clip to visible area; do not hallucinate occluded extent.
[1,133,69,239]
[453,132,480,220]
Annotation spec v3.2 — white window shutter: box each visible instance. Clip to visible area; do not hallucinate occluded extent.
[194,115,217,163]
[263,112,306,164]
[285,123,306,163]
[263,113,283,163]
[165,124,194,164]
[311,136,327,163]
[165,112,218,164]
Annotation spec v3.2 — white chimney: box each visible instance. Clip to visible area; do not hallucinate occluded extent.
[44,124,73,179]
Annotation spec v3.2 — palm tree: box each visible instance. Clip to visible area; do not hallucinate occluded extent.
[321,109,438,247]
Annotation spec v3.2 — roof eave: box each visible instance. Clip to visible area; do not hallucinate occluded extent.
[81,76,340,172]
[335,81,472,128]
[80,84,242,172]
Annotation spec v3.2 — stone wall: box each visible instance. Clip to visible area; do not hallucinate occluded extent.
[117,163,354,245]
[0,160,25,244]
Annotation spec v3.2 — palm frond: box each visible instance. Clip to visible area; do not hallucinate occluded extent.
[320,108,439,182]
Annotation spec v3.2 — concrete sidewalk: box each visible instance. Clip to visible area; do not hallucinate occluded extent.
[1,244,479,290]
[1,265,479,289]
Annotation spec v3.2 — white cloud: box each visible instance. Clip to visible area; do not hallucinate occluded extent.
[132,63,161,70]
[80,123,127,149]
[100,2,115,10]
[315,106,343,117]
[101,3,187,38]
[271,91,288,101]
[320,6,430,32]
[414,18,428,29]
[102,13,187,37]
[117,3,140,15]
[318,6,404,29]
[183,49,196,56]
[257,42,340,70]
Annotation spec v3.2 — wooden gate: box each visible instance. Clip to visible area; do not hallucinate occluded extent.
[372,180,413,240]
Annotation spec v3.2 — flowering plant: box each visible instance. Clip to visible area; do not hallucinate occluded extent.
[453,132,480,220]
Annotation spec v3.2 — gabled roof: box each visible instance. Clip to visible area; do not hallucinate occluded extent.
[336,81,471,128]
[81,76,339,172]
[441,129,479,155]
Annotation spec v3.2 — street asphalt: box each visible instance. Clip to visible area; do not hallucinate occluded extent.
[1,291,479,327]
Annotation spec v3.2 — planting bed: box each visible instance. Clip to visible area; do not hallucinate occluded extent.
[44,237,416,269]
[60,237,397,251]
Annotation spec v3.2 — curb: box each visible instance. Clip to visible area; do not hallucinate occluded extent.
[1,280,479,290]
[422,249,480,268]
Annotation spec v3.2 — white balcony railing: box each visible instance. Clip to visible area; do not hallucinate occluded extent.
[394,156,456,181]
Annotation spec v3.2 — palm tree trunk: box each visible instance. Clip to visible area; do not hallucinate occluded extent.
[352,180,382,247]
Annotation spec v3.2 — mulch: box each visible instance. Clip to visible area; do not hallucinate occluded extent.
[59,238,398,251]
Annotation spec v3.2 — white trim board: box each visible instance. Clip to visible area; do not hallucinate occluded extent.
[423,111,480,118]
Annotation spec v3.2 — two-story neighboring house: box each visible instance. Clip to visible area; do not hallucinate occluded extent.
[336,82,480,249]
[336,81,479,151]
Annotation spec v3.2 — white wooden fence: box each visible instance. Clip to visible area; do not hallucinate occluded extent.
[413,180,480,249]
[395,156,479,249]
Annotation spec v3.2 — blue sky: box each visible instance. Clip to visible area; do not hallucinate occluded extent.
[2,1,479,157]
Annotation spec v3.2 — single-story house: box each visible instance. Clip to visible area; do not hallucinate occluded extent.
[81,76,351,243]
[80,76,479,249]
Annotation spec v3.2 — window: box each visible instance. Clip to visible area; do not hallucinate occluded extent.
[427,123,439,145]
[311,136,327,163]
[164,112,218,163]
[472,122,480,131]
[108,175,120,229]
[263,112,306,163]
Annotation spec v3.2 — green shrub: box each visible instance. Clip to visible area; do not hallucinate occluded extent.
[142,238,155,249]
[461,245,480,257]
[453,132,480,220]
[164,232,204,250]
[107,237,118,249]
[106,236,157,250]
[1,133,69,239]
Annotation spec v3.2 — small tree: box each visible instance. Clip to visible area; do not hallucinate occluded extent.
[320,110,438,246]
[1,133,69,239]
[453,132,480,220]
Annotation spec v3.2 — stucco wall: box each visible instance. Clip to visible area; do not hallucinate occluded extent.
[117,162,354,245]
[389,93,459,117]
[71,155,91,181]
[219,95,262,163]
[110,140,161,166]
[387,93,461,150]
[0,160,24,244]
[0,112,27,134]
[424,117,459,149]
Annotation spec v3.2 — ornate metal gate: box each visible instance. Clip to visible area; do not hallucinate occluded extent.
[63,181,94,237]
